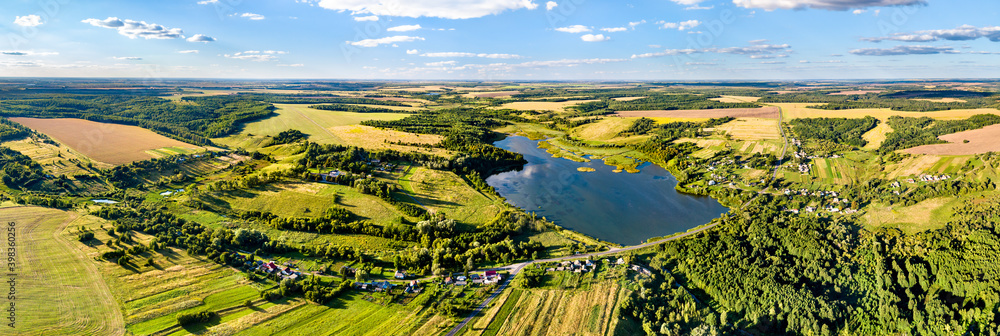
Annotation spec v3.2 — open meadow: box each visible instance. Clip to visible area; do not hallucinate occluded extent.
[904,124,1000,155]
[9,118,203,165]
[774,103,1000,120]
[1,137,108,175]
[613,106,779,119]
[214,104,411,148]
[497,100,600,112]
[3,206,124,335]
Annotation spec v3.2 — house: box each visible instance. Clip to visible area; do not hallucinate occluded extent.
[485,270,497,277]
[456,276,467,281]
[444,277,453,284]
[394,271,406,279]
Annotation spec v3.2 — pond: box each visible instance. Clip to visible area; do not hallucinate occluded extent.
[486,136,729,245]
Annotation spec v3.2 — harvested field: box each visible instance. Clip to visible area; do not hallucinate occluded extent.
[464,91,520,98]
[887,155,943,178]
[2,137,108,175]
[713,118,781,140]
[10,117,202,165]
[710,95,761,103]
[912,98,967,103]
[904,124,1000,155]
[371,97,427,103]
[862,122,894,150]
[774,103,1000,120]
[613,106,779,119]
[498,100,600,112]
[611,96,647,101]
[328,125,451,156]
[828,90,882,95]
[572,118,634,141]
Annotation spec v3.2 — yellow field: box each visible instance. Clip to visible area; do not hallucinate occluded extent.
[461,281,630,336]
[3,206,124,335]
[328,125,452,156]
[571,118,635,141]
[497,100,600,112]
[214,104,410,148]
[610,96,646,101]
[10,117,203,165]
[710,95,761,103]
[886,155,947,178]
[862,196,957,234]
[774,103,1000,121]
[912,98,967,103]
[400,167,504,225]
[649,117,712,124]
[861,122,894,150]
[713,118,781,140]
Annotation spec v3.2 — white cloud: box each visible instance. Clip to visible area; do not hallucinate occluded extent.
[629,20,646,29]
[426,60,458,66]
[353,15,380,21]
[388,24,422,32]
[420,52,522,59]
[1,51,58,56]
[224,50,287,61]
[546,1,558,10]
[852,9,867,14]
[406,49,419,54]
[581,34,609,42]
[277,64,305,67]
[14,15,43,27]
[515,58,625,68]
[113,56,143,60]
[733,0,926,11]
[668,0,707,5]
[187,34,216,42]
[238,13,266,20]
[348,35,424,47]
[196,0,219,4]
[850,45,958,56]
[632,43,792,58]
[862,25,1000,43]
[318,0,540,19]
[178,50,199,54]
[659,20,701,31]
[555,25,591,33]
[601,27,627,33]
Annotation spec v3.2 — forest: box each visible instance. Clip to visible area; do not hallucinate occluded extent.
[880,114,1000,152]
[789,116,879,147]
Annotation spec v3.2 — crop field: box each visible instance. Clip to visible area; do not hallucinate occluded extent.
[709,95,761,103]
[884,155,971,178]
[399,167,504,226]
[9,117,203,165]
[774,103,1000,121]
[460,278,633,336]
[610,96,647,101]
[614,106,779,119]
[861,122,894,150]
[571,117,649,143]
[828,90,882,95]
[464,91,520,98]
[4,207,124,335]
[216,104,410,147]
[328,125,452,157]
[712,118,781,140]
[497,100,600,112]
[494,123,565,140]
[904,124,1000,155]
[2,137,108,175]
[912,98,967,103]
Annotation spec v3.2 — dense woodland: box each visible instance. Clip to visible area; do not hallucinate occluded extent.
[760,90,1000,112]
[880,114,1000,152]
[789,117,879,148]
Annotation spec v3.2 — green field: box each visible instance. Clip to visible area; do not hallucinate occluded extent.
[398,167,504,226]
[215,103,410,148]
[4,206,124,335]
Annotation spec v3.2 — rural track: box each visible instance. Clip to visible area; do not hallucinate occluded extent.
[444,109,791,335]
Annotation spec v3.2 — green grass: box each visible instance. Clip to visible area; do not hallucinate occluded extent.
[400,167,504,226]
[127,286,260,335]
[5,207,124,335]
[215,103,410,148]
[239,291,438,336]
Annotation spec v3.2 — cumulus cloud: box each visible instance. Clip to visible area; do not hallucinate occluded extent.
[353,15,379,21]
[197,0,219,4]
[546,1,557,10]
[420,52,522,59]
[426,60,458,66]
[348,35,424,47]
[555,25,591,33]
[406,49,419,54]
[732,0,926,11]
[277,63,305,67]
[659,20,701,31]
[238,13,266,20]
[388,24,422,32]
[187,34,216,42]
[601,27,627,33]
[863,25,1000,43]
[515,58,624,68]
[318,0,540,19]
[83,17,215,42]
[632,43,792,58]
[581,34,609,42]
[1,51,58,56]
[850,45,957,56]
[629,20,646,29]
[113,56,143,60]
[178,50,199,54]
[14,15,43,27]
[224,50,287,61]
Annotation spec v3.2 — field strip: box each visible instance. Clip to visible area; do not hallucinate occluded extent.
[294,108,345,143]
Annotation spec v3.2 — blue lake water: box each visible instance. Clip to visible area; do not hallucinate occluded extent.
[486,136,729,245]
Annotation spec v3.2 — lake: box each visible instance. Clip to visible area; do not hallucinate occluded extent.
[486,136,729,245]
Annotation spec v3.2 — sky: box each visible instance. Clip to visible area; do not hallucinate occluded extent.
[0,0,997,80]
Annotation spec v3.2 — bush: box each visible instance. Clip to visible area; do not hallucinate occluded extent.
[78,232,94,241]
[176,311,218,325]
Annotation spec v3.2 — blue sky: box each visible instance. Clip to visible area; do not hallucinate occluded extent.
[1,0,997,79]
